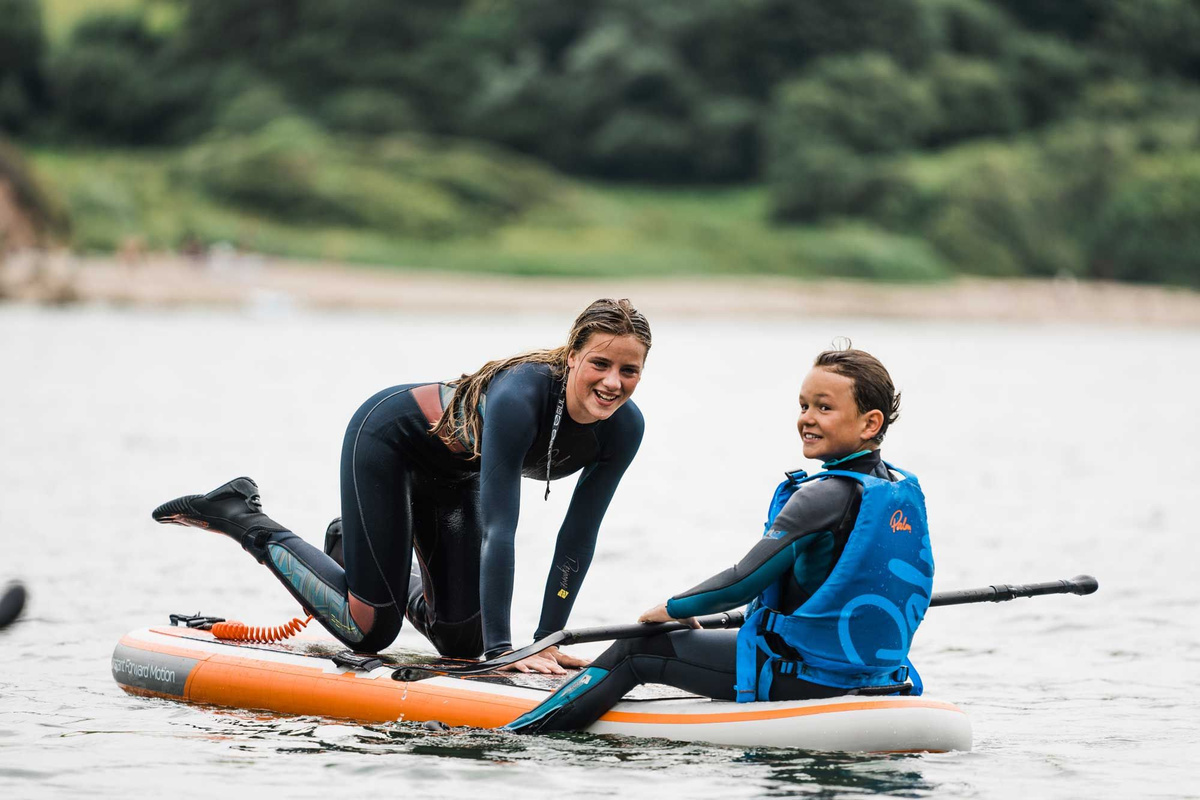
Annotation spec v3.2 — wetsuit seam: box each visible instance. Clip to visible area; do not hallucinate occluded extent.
[351,386,416,612]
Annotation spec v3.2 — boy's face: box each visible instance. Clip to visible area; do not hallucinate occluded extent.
[796,367,881,462]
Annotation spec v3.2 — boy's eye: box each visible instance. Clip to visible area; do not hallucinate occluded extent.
[820,405,832,412]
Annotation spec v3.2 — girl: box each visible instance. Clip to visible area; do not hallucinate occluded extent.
[507,345,933,730]
[154,299,651,674]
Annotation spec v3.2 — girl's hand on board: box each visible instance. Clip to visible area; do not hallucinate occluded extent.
[496,651,568,675]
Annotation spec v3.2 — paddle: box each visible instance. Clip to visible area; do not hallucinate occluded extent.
[391,573,1098,682]
[0,582,27,631]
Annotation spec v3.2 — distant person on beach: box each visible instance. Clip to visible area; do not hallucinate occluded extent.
[154,299,650,673]
[0,582,27,630]
[507,345,934,731]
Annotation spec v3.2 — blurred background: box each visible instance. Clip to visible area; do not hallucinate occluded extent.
[1,0,1199,295]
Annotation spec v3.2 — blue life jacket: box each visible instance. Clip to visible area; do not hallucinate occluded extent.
[735,463,934,702]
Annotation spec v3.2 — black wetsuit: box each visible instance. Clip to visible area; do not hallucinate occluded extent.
[259,363,643,657]
[508,450,892,733]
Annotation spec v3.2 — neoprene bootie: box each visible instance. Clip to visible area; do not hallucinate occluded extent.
[152,477,288,563]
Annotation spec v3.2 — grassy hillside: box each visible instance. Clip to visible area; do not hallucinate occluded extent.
[28,144,948,280]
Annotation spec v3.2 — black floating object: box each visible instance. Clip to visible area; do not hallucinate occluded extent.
[422,720,451,732]
[0,582,27,630]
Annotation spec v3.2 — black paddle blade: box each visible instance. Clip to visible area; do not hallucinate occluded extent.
[1069,575,1099,595]
[0,582,27,630]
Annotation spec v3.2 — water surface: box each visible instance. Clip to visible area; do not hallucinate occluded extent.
[1,305,1196,798]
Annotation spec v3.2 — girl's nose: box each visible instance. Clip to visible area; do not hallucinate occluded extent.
[602,369,622,389]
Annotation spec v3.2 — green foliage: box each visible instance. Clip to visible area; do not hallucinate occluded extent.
[784,223,952,281]
[768,143,869,222]
[920,147,1083,277]
[173,120,571,239]
[1095,0,1200,78]
[46,11,196,142]
[217,84,296,135]
[1090,154,1200,286]
[1005,34,1091,126]
[319,89,423,136]
[0,0,46,133]
[989,0,1106,40]
[773,54,937,156]
[926,55,1024,144]
[921,0,1016,58]
[764,0,936,69]
[19,0,1200,287]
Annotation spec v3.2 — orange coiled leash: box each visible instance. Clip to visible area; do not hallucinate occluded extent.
[211,614,314,643]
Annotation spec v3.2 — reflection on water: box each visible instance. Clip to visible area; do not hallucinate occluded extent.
[743,751,934,798]
[2,305,1199,798]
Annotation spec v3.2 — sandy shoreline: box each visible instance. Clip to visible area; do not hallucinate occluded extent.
[2,251,1199,326]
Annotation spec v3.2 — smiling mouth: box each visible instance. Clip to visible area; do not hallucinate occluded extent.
[802,432,821,441]
[594,390,619,403]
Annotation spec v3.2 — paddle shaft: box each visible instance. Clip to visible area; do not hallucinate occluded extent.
[392,574,1097,680]
[929,574,1098,607]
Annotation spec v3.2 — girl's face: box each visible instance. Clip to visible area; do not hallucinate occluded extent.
[565,333,646,424]
[796,367,883,463]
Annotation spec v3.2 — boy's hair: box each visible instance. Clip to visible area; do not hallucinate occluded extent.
[813,344,900,444]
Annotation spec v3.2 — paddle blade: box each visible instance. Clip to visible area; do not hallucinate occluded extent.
[1069,575,1099,595]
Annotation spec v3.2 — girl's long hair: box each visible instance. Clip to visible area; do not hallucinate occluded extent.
[430,298,652,458]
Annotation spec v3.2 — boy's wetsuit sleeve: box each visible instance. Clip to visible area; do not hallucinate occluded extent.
[533,402,644,641]
[665,477,861,620]
[477,368,546,658]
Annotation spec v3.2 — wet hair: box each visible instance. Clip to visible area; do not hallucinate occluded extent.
[430,298,652,458]
[813,341,901,444]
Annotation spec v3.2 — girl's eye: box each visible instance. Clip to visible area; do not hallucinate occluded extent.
[590,360,610,369]
[820,405,832,412]
[621,368,639,377]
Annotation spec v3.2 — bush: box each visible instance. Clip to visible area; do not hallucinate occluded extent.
[990,0,1106,40]
[320,89,424,135]
[175,120,570,237]
[216,83,297,135]
[773,54,938,155]
[690,96,760,181]
[0,0,43,74]
[372,135,564,220]
[47,12,191,143]
[1005,34,1091,126]
[921,0,1016,58]
[586,110,694,180]
[1089,155,1200,286]
[774,0,936,69]
[917,142,1088,277]
[926,55,1024,144]
[768,143,871,222]
[1095,0,1200,79]
[787,223,952,281]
